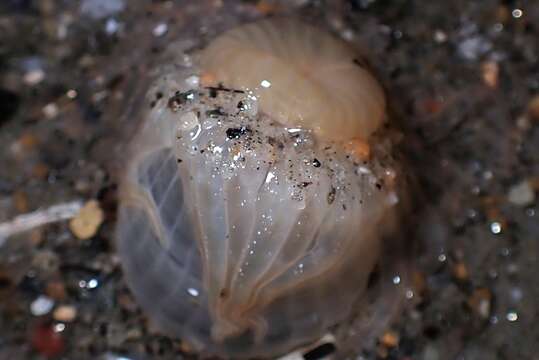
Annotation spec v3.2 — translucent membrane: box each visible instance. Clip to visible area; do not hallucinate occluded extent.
[117,19,400,359]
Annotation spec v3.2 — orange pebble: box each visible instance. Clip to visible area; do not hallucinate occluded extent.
[256,1,278,14]
[452,262,469,281]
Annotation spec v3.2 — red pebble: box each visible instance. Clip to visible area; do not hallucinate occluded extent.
[30,322,65,358]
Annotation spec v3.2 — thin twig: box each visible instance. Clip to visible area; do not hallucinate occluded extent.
[0,200,83,246]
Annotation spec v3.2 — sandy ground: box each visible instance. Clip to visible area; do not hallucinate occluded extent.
[0,0,538,359]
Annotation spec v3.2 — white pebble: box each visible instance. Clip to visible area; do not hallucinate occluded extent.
[458,36,492,61]
[30,295,55,316]
[24,69,45,86]
[153,23,168,37]
[507,180,535,206]
[434,30,448,43]
[80,0,125,20]
[105,18,120,35]
[43,103,59,119]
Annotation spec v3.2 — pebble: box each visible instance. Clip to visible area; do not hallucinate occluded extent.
[458,35,492,61]
[125,327,142,340]
[23,69,45,86]
[53,305,77,322]
[380,330,400,348]
[152,23,168,37]
[13,190,29,212]
[528,95,539,121]
[31,322,65,357]
[452,262,469,281]
[467,288,492,319]
[69,199,104,240]
[80,0,125,20]
[433,30,448,43]
[481,61,499,88]
[507,180,535,206]
[45,280,67,301]
[30,295,55,316]
[42,102,59,119]
[105,18,120,35]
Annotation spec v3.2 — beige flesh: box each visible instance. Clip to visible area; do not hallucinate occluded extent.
[199,18,386,142]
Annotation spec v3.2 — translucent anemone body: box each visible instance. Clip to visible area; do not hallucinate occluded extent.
[117,18,403,359]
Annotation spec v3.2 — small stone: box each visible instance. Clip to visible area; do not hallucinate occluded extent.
[69,199,104,240]
[152,23,168,37]
[42,102,59,119]
[80,0,125,19]
[17,133,39,151]
[23,69,45,86]
[177,340,194,355]
[380,330,399,348]
[32,163,50,179]
[30,295,55,316]
[412,271,427,296]
[528,95,539,121]
[467,288,492,319]
[255,0,278,15]
[13,190,29,212]
[53,305,77,322]
[516,115,531,131]
[433,30,448,43]
[507,180,535,206]
[31,322,65,357]
[45,280,67,301]
[458,36,492,61]
[30,228,44,246]
[126,327,142,340]
[105,18,120,35]
[481,61,499,88]
[66,89,78,99]
[452,262,469,281]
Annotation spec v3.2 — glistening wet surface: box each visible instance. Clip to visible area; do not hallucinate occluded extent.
[0,1,537,359]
